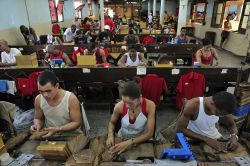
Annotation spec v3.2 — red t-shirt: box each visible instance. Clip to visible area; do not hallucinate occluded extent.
[104,18,116,32]
[52,23,61,34]
[176,72,206,110]
[49,51,63,61]
[72,48,85,65]
[28,72,42,95]
[140,74,168,106]
[16,78,33,97]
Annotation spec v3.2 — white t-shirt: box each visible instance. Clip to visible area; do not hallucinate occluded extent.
[148,15,153,23]
[64,28,77,42]
[1,48,21,63]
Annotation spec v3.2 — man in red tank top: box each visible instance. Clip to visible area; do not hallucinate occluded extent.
[45,45,72,66]
[106,81,156,155]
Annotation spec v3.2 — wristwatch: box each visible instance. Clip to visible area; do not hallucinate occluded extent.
[230,133,238,140]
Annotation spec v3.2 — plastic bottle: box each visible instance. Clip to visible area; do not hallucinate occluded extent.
[174,37,178,44]
[171,38,174,44]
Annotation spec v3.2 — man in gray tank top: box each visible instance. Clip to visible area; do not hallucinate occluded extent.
[31,71,82,138]
[177,91,238,152]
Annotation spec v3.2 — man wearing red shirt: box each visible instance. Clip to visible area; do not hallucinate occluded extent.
[72,47,89,65]
[104,15,116,32]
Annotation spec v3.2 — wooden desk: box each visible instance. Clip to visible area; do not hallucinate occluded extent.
[113,34,175,43]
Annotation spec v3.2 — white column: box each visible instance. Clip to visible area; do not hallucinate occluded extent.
[82,0,89,18]
[92,1,99,20]
[153,0,156,16]
[177,0,188,35]
[148,0,151,15]
[100,0,105,31]
[159,0,165,25]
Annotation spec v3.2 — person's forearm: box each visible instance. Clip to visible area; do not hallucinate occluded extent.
[34,118,44,127]
[0,63,16,67]
[118,62,125,67]
[108,122,115,137]
[178,128,210,142]
[131,131,153,144]
[57,121,81,132]
[227,119,238,134]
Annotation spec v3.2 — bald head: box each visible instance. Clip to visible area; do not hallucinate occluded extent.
[0,39,8,46]
[47,45,60,56]
[71,24,76,33]
[0,39,9,52]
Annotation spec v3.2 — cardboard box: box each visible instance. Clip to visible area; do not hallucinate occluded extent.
[16,53,38,68]
[77,54,96,67]
[139,21,147,29]
[142,29,150,34]
[155,63,173,68]
[37,141,71,161]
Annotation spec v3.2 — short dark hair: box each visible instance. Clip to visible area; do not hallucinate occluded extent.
[128,45,136,50]
[212,91,236,114]
[129,29,134,35]
[38,71,59,86]
[181,27,186,31]
[122,81,141,99]
[20,25,25,30]
[202,38,211,46]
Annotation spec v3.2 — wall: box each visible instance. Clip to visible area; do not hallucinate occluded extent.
[189,0,249,56]
[141,0,176,15]
[0,0,75,45]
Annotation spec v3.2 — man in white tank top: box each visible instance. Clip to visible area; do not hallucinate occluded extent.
[117,45,147,67]
[177,91,238,152]
[31,71,82,139]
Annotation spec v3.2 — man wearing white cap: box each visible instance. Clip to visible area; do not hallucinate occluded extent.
[96,25,113,44]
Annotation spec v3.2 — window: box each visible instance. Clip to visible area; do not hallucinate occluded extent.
[49,0,64,23]
[88,0,93,16]
[74,0,84,19]
[211,0,245,33]
[239,1,250,33]
[190,1,208,24]
[211,1,225,28]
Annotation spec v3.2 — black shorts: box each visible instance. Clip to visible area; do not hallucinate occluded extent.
[221,30,230,43]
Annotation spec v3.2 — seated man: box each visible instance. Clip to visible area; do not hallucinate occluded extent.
[124,29,140,45]
[0,39,21,67]
[106,81,155,154]
[96,25,113,44]
[177,91,239,151]
[74,29,88,45]
[93,43,109,65]
[64,24,78,42]
[117,45,147,67]
[176,27,188,44]
[20,25,39,45]
[31,71,87,153]
[72,47,90,65]
[45,45,72,66]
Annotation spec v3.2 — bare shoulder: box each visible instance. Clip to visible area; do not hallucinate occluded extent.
[35,94,41,104]
[113,101,124,114]
[69,92,80,103]
[184,98,199,116]
[145,98,156,113]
